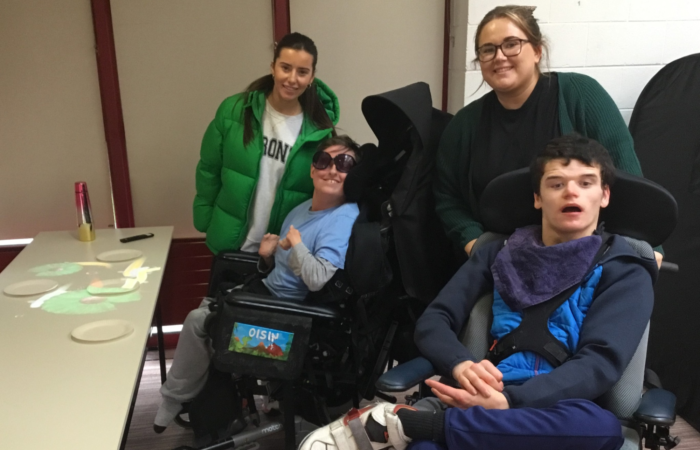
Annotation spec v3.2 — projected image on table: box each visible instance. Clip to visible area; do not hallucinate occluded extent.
[120,258,161,283]
[30,262,85,277]
[39,289,141,315]
[22,257,161,315]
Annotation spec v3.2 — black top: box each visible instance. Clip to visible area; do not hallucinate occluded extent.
[629,52,700,428]
[471,73,560,202]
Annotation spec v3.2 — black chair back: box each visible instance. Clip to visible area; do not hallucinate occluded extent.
[479,168,678,248]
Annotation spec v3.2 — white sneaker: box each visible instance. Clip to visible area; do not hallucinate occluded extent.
[298,402,414,450]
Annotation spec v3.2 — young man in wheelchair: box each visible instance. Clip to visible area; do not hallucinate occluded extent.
[300,134,657,450]
[154,135,361,432]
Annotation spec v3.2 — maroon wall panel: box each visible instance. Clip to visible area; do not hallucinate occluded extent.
[90,0,135,228]
[442,0,451,112]
[0,247,23,273]
[272,0,292,45]
[148,238,212,348]
[272,0,291,42]
[157,239,212,325]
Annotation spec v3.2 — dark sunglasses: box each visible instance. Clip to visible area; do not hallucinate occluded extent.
[312,151,356,173]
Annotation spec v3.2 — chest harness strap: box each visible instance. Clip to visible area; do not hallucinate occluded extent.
[487,233,613,368]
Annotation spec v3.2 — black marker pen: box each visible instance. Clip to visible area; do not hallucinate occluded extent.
[120,233,154,243]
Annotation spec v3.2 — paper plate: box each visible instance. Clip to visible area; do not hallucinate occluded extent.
[4,279,59,296]
[71,319,134,343]
[87,278,140,295]
[96,249,143,263]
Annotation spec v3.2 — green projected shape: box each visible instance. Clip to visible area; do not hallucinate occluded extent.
[42,289,140,315]
[30,263,83,277]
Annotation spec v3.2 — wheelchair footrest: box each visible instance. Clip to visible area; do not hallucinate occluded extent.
[174,439,261,450]
[634,388,677,426]
[190,423,283,450]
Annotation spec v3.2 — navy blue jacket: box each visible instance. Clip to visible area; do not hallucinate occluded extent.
[415,234,657,409]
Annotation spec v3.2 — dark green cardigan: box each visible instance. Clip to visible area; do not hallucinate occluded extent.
[434,72,644,249]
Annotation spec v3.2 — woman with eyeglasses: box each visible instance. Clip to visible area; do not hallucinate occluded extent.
[193,32,339,257]
[434,5,657,262]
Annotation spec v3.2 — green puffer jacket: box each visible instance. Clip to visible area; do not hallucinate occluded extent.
[193,79,339,254]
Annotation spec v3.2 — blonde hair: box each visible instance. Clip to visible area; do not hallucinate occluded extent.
[472,5,550,74]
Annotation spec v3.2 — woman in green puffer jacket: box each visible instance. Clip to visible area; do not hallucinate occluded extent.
[193,32,339,255]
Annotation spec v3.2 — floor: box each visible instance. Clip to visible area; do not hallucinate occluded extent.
[124,351,700,450]
[124,350,299,450]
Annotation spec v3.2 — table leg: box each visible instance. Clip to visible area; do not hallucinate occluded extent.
[120,348,148,450]
[155,300,167,384]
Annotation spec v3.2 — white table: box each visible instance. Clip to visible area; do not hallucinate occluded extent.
[0,226,173,450]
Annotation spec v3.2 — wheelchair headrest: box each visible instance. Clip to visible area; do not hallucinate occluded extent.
[352,83,452,204]
[362,82,433,149]
[479,168,678,247]
[343,143,392,203]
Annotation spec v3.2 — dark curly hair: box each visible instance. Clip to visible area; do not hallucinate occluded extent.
[531,133,616,194]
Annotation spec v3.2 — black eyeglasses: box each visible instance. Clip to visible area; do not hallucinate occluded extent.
[477,38,530,62]
[312,151,356,173]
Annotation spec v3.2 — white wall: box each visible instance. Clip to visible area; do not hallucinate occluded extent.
[113,1,444,237]
[291,0,444,144]
[0,0,114,240]
[112,1,273,239]
[462,0,700,123]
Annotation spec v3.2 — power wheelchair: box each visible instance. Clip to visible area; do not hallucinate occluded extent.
[170,82,459,450]
[375,167,681,450]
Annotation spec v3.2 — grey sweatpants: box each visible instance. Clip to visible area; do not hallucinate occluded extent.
[159,298,213,402]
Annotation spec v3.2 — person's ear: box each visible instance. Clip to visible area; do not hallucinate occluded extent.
[270,60,275,76]
[534,192,542,210]
[600,185,610,209]
[533,44,542,64]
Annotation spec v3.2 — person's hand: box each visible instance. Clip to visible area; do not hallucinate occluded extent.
[425,378,509,410]
[279,225,302,250]
[451,360,504,398]
[654,251,663,269]
[258,234,280,258]
[465,239,478,256]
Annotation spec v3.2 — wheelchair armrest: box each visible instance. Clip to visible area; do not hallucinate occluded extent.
[208,250,261,297]
[217,250,260,264]
[633,388,677,427]
[660,261,679,272]
[226,290,343,320]
[375,357,436,392]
